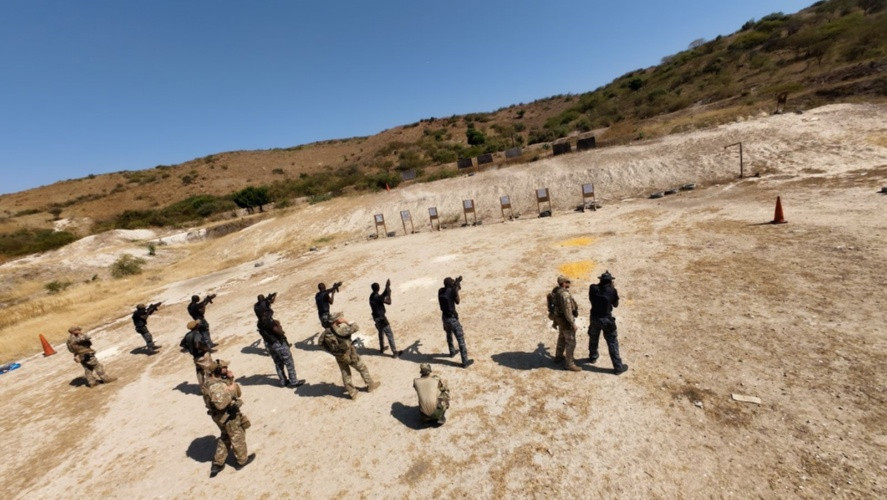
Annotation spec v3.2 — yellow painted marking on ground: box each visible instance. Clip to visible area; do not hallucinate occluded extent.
[557,236,595,247]
[558,260,596,281]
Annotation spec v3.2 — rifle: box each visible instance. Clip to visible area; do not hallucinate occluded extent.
[266,292,277,303]
[147,302,162,315]
[332,281,343,293]
[202,294,217,306]
[454,275,463,290]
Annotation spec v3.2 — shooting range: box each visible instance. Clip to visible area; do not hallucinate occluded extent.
[576,137,596,151]
[462,199,477,226]
[500,195,514,220]
[457,158,473,169]
[536,187,552,215]
[428,206,441,231]
[582,183,597,211]
[476,153,494,166]
[400,210,415,235]
[552,143,572,156]
[373,213,387,238]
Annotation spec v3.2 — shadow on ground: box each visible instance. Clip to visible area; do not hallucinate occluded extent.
[390,402,432,430]
[397,340,462,368]
[129,346,160,356]
[293,333,324,352]
[69,377,89,387]
[296,381,350,399]
[186,435,217,463]
[173,381,202,396]
[241,340,270,357]
[237,374,281,387]
[490,343,557,370]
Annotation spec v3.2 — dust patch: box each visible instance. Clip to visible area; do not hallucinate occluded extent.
[556,236,595,247]
[557,260,596,281]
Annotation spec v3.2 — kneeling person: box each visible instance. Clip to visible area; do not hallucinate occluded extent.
[413,363,449,426]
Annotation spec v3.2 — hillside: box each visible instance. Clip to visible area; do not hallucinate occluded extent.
[0,0,885,257]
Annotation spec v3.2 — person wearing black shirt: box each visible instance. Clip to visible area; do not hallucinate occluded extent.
[131,303,161,351]
[254,294,275,320]
[438,276,472,368]
[588,271,628,375]
[315,283,338,328]
[370,280,401,358]
[188,294,217,349]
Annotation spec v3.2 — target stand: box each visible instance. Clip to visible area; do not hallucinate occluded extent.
[428,207,441,231]
[536,188,552,216]
[582,183,597,211]
[373,214,388,238]
[500,195,515,220]
[462,199,477,226]
[400,210,415,235]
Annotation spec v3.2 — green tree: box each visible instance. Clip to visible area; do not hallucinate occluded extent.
[466,125,486,146]
[232,186,271,213]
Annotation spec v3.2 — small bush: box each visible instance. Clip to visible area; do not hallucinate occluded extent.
[45,280,73,294]
[111,254,146,278]
[147,243,156,256]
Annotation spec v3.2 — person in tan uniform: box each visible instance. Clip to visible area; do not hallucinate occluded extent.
[552,275,581,371]
[65,326,115,387]
[202,360,255,478]
[319,312,380,399]
[413,363,450,426]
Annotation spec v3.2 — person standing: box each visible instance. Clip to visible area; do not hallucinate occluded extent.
[65,326,115,387]
[257,310,305,388]
[319,312,380,399]
[552,275,581,372]
[588,271,628,375]
[315,282,340,328]
[413,363,450,426]
[202,360,255,478]
[131,302,161,351]
[183,320,213,385]
[370,279,401,357]
[188,294,217,349]
[438,276,472,368]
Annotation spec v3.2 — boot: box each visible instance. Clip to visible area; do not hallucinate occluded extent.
[210,464,224,478]
[367,381,381,392]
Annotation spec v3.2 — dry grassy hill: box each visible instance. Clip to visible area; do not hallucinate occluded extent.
[1,0,885,252]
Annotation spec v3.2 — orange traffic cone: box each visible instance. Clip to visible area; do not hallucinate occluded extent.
[40,334,56,357]
[771,196,787,224]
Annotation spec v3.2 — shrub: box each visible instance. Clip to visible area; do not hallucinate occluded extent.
[45,280,73,294]
[233,186,271,213]
[466,126,486,146]
[0,229,77,257]
[110,254,146,278]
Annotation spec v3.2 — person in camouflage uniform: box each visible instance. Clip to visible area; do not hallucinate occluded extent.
[131,303,161,350]
[320,312,380,399]
[183,320,213,385]
[413,363,450,426]
[552,275,581,371]
[202,360,255,478]
[65,326,115,387]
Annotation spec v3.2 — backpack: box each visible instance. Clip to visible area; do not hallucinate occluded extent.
[546,287,561,320]
[320,329,345,355]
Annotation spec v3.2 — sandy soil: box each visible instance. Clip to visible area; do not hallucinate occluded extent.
[1,104,885,498]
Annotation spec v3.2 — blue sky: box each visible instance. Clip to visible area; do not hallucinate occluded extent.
[0,0,813,195]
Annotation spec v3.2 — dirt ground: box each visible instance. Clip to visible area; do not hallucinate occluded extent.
[1,104,885,498]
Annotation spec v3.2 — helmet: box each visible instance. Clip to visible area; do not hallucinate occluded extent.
[419,363,432,376]
[68,326,82,334]
[599,271,614,282]
[557,275,571,285]
[136,303,146,310]
[187,320,199,330]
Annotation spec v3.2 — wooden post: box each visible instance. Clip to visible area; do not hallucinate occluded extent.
[500,195,513,220]
[462,199,476,225]
[428,207,440,231]
[373,214,387,237]
[725,142,744,178]
[582,183,596,211]
[535,187,551,215]
[400,210,414,235]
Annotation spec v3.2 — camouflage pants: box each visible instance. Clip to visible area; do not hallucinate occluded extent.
[211,412,250,467]
[80,356,109,387]
[269,341,298,385]
[335,348,373,397]
[420,397,449,424]
[555,323,577,366]
[588,317,624,369]
[194,353,213,386]
[135,326,155,348]
[443,317,468,365]
[374,318,397,353]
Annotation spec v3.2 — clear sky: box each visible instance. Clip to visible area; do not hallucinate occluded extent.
[0,0,814,195]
